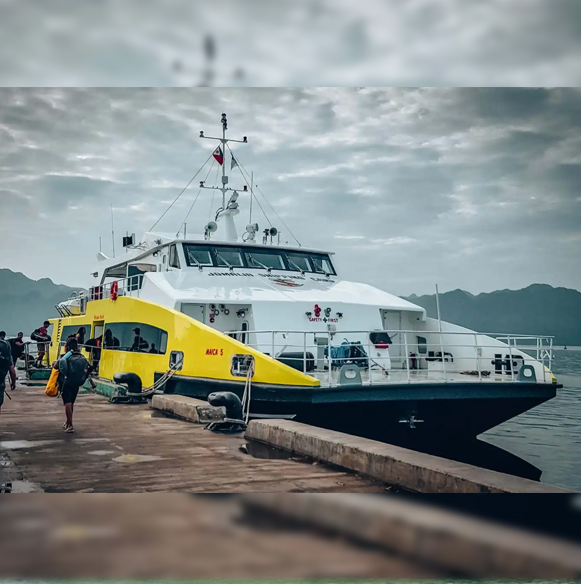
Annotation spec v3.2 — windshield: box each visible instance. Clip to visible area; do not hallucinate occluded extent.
[215,247,244,267]
[179,243,336,274]
[245,250,286,270]
[184,245,213,267]
[286,252,312,272]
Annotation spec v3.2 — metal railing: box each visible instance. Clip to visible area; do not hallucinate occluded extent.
[89,275,143,301]
[222,328,555,387]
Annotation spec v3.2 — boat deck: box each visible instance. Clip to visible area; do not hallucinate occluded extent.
[0,380,387,493]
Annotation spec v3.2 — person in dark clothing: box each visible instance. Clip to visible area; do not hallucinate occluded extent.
[83,335,102,388]
[31,321,51,367]
[148,343,159,354]
[75,327,87,347]
[0,333,16,416]
[8,332,25,366]
[58,337,89,433]
[104,329,120,349]
[130,328,149,352]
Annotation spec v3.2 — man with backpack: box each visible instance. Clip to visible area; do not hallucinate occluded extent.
[0,332,16,417]
[58,337,89,433]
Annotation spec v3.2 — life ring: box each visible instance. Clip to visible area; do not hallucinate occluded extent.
[110,280,119,300]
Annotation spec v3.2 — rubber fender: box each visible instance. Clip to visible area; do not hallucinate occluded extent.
[113,372,143,394]
[208,391,243,420]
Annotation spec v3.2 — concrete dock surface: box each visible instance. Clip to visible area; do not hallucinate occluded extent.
[0,382,386,493]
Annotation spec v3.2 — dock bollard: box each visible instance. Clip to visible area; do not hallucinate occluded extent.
[206,391,246,433]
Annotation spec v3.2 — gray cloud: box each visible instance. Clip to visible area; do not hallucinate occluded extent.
[0,87,580,296]
[2,1,581,87]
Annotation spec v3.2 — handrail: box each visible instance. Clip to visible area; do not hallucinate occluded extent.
[220,327,555,387]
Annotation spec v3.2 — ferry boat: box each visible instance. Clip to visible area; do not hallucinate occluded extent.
[48,113,560,443]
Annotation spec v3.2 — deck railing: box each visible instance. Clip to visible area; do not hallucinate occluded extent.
[89,275,143,301]
[222,328,555,386]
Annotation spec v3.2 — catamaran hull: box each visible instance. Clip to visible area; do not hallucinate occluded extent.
[158,373,559,442]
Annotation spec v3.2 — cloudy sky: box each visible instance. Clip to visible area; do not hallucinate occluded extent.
[1,87,580,296]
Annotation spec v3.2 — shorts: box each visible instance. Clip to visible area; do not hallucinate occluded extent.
[61,383,80,405]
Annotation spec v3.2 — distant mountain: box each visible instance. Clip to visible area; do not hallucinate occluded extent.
[402,284,581,346]
[0,269,84,336]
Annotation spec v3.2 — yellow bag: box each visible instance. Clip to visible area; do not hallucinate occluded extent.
[45,367,59,397]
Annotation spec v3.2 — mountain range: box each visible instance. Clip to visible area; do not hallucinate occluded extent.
[402,284,581,346]
[0,269,83,336]
[0,269,579,345]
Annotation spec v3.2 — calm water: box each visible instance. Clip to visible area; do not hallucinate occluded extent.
[481,348,581,491]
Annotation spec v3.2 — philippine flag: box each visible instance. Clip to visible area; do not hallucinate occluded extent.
[231,154,239,170]
[213,146,224,165]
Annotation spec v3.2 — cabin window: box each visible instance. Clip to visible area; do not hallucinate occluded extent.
[127,264,152,291]
[102,263,128,283]
[184,244,214,267]
[103,322,168,355]
[214,247,244,268]
[60,325,91,349]
[244,249,285,270]
[417,336,427,355]
[285,252,312,272]
[310,253,336,275]
[169,245,180,269]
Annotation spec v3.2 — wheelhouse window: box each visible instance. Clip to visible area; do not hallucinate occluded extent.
[176,243,336,275]
[215,247,244,268]
[244,249,285,270]
[286,252,312,272]
[103,322,168,354]
[168,244,180,269]
[184,244,214,267]
[310,253,336,275]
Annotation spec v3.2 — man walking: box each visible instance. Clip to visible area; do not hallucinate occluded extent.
[58,338,89,433]
[8,332,25,366]
[0,333,16,417]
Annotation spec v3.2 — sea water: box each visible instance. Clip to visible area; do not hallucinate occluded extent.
[481,348,581,491]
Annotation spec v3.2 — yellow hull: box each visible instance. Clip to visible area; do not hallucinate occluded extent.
[49,296,320,389]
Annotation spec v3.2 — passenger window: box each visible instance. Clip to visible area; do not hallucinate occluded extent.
[169,245,180,269]
[103,323,168,355]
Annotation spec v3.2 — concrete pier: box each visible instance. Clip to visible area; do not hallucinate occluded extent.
[245,419,571,493]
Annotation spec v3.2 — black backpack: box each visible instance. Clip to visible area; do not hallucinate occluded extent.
[63,353,89,387]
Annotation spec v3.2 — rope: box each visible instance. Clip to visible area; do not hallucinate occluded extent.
[149,153,214,231]
[240,359,255,424]
[178,161,216,237]
[225,145,272,227]
[226,144,301,246]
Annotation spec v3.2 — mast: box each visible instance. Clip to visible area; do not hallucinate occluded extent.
[221,113,227,209]
[199,113,248,241]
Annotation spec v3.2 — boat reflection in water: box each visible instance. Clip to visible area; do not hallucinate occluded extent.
[394,434,542,482]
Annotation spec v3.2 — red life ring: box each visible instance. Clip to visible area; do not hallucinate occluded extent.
[110,280,119,300]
